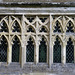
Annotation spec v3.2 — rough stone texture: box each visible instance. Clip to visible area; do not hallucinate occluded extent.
[0,0,74,7]
[2,0,75,2]
[0,63,75,74]
[0,2,75,7]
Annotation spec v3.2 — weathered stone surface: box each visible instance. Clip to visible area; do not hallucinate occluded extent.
[0,63,75,74]
[0,2,75,7]
[2,0,75,2]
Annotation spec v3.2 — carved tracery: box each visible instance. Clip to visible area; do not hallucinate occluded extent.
[52,16,75,64]
[0,20,8,32]
[0,14,74,66]
[53,20,61,33]
[12,21,21,32]
[66,21,74,33]
[24,16,49,63]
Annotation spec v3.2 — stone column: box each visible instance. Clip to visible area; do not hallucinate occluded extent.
[49,42,53,66]
[7,16,12,64]
[7,43,12,64]
[20,15,25,68]
[62,42,66,64]
[49,15,53,68]
[52,45,54,64]
[20,46,25,68]
[35,38,39,64]
[35,17,39,64]
[62,16,66,64]
[24,43,26,64]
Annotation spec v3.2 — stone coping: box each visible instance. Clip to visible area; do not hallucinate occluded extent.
[0,2,75,7]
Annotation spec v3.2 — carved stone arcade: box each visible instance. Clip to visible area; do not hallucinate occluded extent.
[0,15,74,68]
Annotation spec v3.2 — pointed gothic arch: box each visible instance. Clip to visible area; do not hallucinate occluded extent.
[53,20,63,33]
[0,20,9,32]
[27,25,36,33]
[12,35,21,62]
[66,20,74,33]
[26,37,35,62]
[53,36,61,63]
[39,37,47,63]
[11,20,21,32]
[0,35,8,62]
[66,38,74,63]
[39,25,48,32]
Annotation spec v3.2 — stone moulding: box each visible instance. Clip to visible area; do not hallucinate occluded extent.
[0,2,75,7]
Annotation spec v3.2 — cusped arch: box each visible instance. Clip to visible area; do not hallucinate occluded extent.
[66,36,74,63]
[0,19,9,32]
[53,19,63,33]
[27,17,36,23]
[53,35,63,45]
[66,20,74,26]
[11,35,21,46]
[10,16,22,32]
[26,25,36,33]
[0,35,9,44]
[53,35,62,63]
[26,35,36,45]
[66,16,75,26]
[11,20,21,32]
[38,17,49,25]
[66,20,74,32]
[26,35,35,62]
[39,35,48,63]
[0,35,8,62]
[66,36,74,45]
[39,25,49,32]
[1,19,8,26]
[11,35,21,62]
[11,16,21,26]
[40,35,48,46]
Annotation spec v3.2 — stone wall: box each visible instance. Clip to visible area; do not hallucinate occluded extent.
[2,0,75,2]
[0,63,75,74]
[0,0,74,74]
